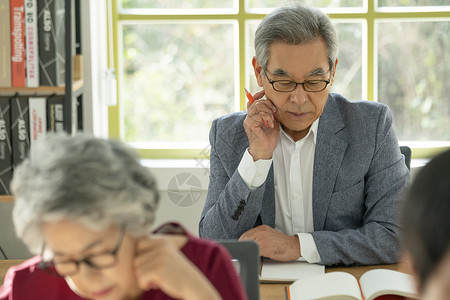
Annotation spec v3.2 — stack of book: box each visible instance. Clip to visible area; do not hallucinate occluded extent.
[0,0,66,88]
[0,95,64,195]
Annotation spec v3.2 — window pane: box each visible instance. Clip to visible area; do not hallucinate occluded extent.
[378,0,450,7]
[246,20,363,100]
[331,22,363,100]
[246,21,260,94]
[248,0,363,9]
[377,20,450,141]
[121,23,235,144]
[121,0,234,9]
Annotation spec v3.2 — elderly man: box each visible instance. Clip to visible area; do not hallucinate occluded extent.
[199,3,409,266]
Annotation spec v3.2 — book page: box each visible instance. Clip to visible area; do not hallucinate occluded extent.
[359,269,418,300]
[288,272,362,300]
[260,258,324,282]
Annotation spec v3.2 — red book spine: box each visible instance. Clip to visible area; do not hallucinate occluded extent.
[10,0,26,87]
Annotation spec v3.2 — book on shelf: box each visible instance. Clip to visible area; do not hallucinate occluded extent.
[37,0,65,86]
[286,269,418,300]
[10,0,26,87]
[0,98,13,195]
[10,95,29,170]
[47,96,64,132]
[0,0,11,87]
[24,0,39,87]
[29,96,46,156]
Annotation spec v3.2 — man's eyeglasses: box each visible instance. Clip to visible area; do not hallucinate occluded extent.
[264,69,331,93]
[38,225,126,277]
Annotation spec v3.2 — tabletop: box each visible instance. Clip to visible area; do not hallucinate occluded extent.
[1,259,406,300]
[259,263,404,300]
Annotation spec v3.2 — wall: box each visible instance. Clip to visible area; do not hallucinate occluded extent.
[153,191,207,234]
[143,160,210,234]
[0,202,32,259]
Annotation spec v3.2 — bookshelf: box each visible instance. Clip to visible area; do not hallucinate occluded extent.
[0,0,83,133]
[0,0,83,200]
[0,196,13,203]
[0,79,84,95]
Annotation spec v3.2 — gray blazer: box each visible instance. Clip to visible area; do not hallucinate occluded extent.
[199,93,410,266]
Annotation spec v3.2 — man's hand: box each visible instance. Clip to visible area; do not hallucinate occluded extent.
[243,90,279,161]
[239,225,301,261]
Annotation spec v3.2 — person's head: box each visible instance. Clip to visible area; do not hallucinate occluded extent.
[11,133,159,300]
[253,2,339,140]
[401,149,450,296]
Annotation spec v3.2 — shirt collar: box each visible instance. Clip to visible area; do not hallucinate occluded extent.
[310,117,319,145]
[279,117,320,145]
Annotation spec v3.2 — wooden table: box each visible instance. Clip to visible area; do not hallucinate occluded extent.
[1,260,25,285]
[2,260,405,300]
[260,264,403,300]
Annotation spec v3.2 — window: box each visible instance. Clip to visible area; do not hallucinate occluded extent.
[120,22,236,146]
[109,0,450,159]
[377,20,450,142]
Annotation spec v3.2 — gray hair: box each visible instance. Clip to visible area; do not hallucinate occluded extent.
[11,133,159,255]
[255,2,338,72]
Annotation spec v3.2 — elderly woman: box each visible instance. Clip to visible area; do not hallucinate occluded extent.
[0,134,246,300]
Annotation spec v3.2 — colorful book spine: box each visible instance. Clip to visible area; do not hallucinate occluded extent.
[37,0,65,86]
[10,0,26,87]
[24,0,39,87]
[10,95,29,170]
[0,98,13,194]
[0,0,11,87]
[47,97,64,132]
[29,97,46,156]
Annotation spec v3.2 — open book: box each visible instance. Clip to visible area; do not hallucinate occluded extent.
[286,269,418,300]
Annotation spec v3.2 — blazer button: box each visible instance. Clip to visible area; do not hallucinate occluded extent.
[240,200,246,206]
[232,215,238,221]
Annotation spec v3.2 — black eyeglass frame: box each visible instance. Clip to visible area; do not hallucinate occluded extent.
[263,68,331,93]
[38,225,126,277]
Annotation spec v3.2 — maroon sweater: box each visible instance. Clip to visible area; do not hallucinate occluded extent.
[0,223,247,300]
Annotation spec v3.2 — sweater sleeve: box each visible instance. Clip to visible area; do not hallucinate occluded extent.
[202,244,248,300]
[0,257,83,300]
[181,232,248,300]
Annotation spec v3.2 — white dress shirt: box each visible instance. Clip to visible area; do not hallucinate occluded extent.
[238,118,321,263]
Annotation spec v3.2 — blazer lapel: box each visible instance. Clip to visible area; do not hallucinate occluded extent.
[313,94,348,231]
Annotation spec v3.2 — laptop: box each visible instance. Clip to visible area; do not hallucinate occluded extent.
[219,240,260,300]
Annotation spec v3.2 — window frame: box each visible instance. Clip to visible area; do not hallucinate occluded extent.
[107,0,450,159]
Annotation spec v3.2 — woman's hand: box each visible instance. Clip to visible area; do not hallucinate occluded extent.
[134,235,222,300]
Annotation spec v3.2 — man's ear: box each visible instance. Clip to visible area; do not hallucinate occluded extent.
[252,57,264,87]
[330,58,338,86]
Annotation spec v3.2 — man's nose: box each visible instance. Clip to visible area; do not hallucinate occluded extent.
[288,83,308,104]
